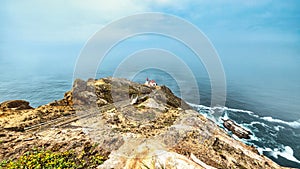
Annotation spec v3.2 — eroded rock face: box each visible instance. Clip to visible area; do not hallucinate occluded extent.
[71,78,287,169]
[0,77,289,169]
[0,100,33,111]
[0,95,74,132]
[72,79,97,106]
[71,77,190,110]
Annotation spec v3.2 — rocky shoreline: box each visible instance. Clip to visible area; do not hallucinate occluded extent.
[0,77,292,168]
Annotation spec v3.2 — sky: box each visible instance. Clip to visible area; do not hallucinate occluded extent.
[1,0,299,74]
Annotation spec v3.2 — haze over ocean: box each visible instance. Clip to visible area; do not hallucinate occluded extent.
[1,0,300,168]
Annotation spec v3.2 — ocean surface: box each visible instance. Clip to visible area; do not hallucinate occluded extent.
[0,67,299,168]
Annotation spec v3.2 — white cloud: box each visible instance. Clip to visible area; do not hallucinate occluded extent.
[3,0,150,43]
[2,0,297,45]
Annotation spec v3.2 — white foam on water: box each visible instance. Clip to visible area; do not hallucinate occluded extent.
[261,146,300,164]
[249,121,268,127]
[188,103,218,122]
[218,107,300,129]
[261,117,300,129]
[189,103,300,129]
[188,103,300,165]
[188,102,259,118]
[249,133,260,141]
[257,147,265,155]
[214,106,254,116]
[222,111,230,120]
[189,103,264,141]
[274,125,285,131]
[188,103,210,110]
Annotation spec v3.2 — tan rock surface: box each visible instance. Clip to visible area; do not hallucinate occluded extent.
[0,77,292,168]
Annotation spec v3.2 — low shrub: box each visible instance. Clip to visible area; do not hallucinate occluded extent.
[0,147,105,169]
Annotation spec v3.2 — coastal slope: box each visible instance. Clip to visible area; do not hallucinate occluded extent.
[0,77,291,168]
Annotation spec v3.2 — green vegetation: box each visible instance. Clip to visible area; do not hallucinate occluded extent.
[0,147,105,169]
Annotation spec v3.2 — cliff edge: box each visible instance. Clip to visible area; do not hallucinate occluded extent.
[0,77,290,168]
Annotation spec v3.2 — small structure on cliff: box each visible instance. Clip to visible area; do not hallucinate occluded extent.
[144,77,157,87]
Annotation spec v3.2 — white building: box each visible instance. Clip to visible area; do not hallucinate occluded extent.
[144,78,157,87]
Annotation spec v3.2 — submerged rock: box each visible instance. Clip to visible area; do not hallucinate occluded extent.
[223,119,252,139]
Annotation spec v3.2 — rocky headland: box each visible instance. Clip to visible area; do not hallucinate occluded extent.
[0,77,292,168]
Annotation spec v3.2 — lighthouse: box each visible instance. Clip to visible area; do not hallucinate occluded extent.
[144,78,157,87]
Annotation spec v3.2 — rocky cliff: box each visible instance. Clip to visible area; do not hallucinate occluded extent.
[0,77,291,168]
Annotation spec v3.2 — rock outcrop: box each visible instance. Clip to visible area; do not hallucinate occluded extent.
[0,94,74,132]
[72,77,190,109]
[0,100,33,111]
[0,77,290,169]
[223,119,252,139]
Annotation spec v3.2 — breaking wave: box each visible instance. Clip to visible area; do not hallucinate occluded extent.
[261,116,300,129]
[258,146,300,164]
[188,103,300,167]
[189,103,300,129]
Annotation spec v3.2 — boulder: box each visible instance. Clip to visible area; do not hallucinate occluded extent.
[0,100,33,110]
[72,79,97,107]
[223,119,252,139]
[97,139,204,169]
[137,98,166,111]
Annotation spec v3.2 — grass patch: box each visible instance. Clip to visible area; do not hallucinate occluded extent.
[0,147,105,169]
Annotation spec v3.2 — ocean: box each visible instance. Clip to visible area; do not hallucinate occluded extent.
[0,67,299,168]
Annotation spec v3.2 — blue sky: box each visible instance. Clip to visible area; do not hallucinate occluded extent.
[1,0,300,78]
[2,1,299,44]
